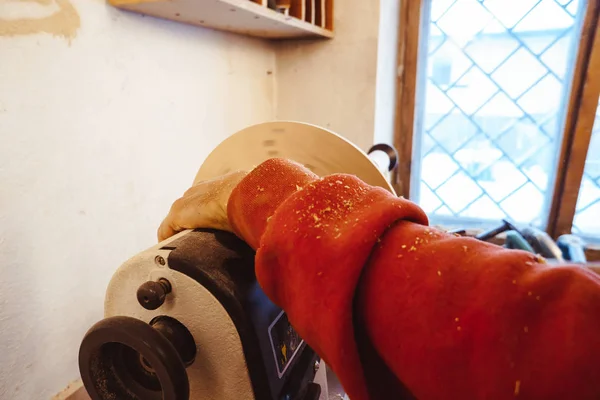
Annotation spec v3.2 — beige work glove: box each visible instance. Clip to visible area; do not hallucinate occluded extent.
[157,170,248,242]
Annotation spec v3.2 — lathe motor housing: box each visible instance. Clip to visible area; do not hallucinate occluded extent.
[79,228,322,400]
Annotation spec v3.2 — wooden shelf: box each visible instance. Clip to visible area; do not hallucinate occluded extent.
[110,0,334,39]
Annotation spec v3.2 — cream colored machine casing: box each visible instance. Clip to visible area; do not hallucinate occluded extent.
[104,230,260,400]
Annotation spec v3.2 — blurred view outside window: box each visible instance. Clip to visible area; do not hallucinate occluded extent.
[573,99,600,238]
[413,0,584,227]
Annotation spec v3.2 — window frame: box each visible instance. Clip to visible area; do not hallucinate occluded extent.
[548,1,600,238]
[393,0,600,241]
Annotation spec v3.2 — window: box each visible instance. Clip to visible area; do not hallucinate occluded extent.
[394,0,600,241]
[573,99,600,237]
[431,56,453,87]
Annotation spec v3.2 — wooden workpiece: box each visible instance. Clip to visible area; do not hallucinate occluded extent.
[109,0,334,39]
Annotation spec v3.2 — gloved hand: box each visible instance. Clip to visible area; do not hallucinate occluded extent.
[157,170,248,241]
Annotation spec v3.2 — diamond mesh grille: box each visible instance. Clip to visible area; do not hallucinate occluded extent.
[414,0,582,226]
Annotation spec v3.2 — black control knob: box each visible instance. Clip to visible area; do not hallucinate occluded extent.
[137,278,172,310]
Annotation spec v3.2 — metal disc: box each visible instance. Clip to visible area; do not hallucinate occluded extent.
[195,121,395,194]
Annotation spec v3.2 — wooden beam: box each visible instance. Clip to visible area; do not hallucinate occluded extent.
[324,0,334,31]
[304,0,315,24]
[586,245,600,262]
[52,380,90,400]
[314,0,325,27]
[289,0,305,20]
[392,0,425,197]
[547,0,600,238]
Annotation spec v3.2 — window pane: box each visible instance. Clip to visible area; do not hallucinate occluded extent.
[412,0,584,227]
[573,99,600,238]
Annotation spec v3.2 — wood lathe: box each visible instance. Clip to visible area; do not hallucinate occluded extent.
[78,122,397,400]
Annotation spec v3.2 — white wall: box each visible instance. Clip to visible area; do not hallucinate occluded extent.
[374,0,400,145]
[0,0,394,397]
[274,1,382,151]
[0,1,275,398]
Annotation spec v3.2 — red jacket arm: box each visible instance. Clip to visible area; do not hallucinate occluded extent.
[359,222,600,399]
[227,158,600,400]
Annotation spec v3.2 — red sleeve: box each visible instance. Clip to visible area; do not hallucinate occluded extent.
[227,158,600,400]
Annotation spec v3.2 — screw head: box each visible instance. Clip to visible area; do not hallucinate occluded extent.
[313,360,320,373]
[155,255,166,266]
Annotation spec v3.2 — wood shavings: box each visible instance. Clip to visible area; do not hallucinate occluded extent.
[313,214,320,222]
[437,270,442,276]
[296,185,302,191]
[257,186,265,192]
[463,246,468,252]
[402,245,407,249]
[409,246,417,252]
[514,380,521,396]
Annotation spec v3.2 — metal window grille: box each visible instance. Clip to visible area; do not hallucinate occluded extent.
[412,0,584,228]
